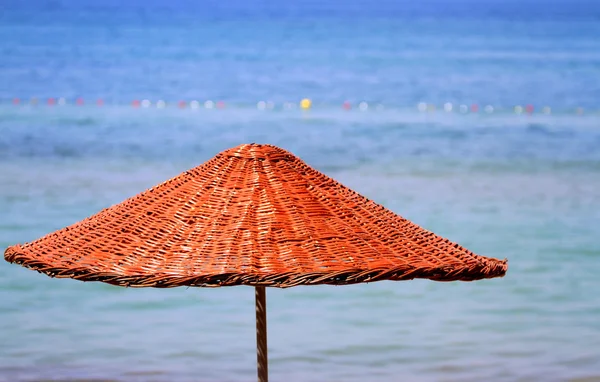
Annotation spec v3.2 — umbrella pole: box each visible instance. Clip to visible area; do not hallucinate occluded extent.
[255,286,268,382]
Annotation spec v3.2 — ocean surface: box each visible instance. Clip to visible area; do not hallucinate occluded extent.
[1,1,600,381]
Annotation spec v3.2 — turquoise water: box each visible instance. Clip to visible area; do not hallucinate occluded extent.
[2,1,600,381]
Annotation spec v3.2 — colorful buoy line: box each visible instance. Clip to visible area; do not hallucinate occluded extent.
[1,97,595,115]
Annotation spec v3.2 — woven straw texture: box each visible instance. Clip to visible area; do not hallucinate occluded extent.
[5,143,507,288]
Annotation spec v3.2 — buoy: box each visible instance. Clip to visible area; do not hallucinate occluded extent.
[178,100,186,109]
[12,98,20,105]
[132,100,141,107]
[525,104,534,114]
[141,99,151,108]
[204,100,214,109]
[156,100,166,108]
[542,106,551,115]
[30,98,38,105]
[58,97,66,106]
[76,98,84,106]
[300,98,312,110]
[484,105,494,113]
[342,101,351,110]
[96,99,104,106]
[216,100,226,109]
[514,105,523,114]
[471,104,479,113]
[443,102,453,112]
[417,102,427,112]
[190,100,200,109]
[359,101,368,111]
[47,98,56,106]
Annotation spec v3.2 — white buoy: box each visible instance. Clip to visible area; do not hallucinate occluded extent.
[204,100,214,109]
[359,102,368,111]
[443,102,453,112]
[190,100,200,109]
[156,100,166,108]
[141,99,151,108]
[417,102,427,112]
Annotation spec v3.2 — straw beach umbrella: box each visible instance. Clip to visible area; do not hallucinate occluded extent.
[4,143,507,382]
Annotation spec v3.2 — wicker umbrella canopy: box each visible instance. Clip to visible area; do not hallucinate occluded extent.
[4,143,507,382]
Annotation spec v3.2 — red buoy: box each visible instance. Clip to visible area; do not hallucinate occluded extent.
[471,104,479,113]
[132,100,141,107]
[178,100,186,109]
[47,98,56,106]
[76,98,84,106]
[216,100,226,109]
[342,101,351,110]
[96,99,104,106]
[12,98,20,105]
[525,104,534,114]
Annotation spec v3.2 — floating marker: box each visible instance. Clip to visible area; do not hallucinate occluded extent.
[300,98,312,110]
[4,97,595,117]
[525,104,534,114]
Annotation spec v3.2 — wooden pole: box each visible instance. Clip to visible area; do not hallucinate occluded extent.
[255,286,268,382]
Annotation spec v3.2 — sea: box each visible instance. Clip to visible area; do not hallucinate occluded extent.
[1,0,599,381]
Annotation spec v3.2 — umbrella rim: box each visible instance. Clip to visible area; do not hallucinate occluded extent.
[4,246,507,288]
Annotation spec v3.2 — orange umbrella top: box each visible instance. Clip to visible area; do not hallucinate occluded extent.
[4,143,507,288]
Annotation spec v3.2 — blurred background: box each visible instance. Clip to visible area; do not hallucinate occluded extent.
[1,0,599,381]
